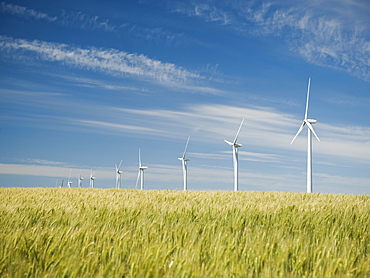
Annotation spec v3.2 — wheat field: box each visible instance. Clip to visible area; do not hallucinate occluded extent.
[0,188,369,277]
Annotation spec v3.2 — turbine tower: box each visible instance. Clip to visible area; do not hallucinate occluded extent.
[90,170,96,188]
[290,78,320,193]
[78,169,84,188]
[115,160,123,189]
[178,136,191,191]
[136,149,148,190]
[67,169,73,188]
[224,118,245,192]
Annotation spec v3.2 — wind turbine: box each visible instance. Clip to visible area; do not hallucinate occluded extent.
[78,169,84,188]
[290,77,320,193]
[178,136,190,191]
[136,149,148,190]
[67,169,73,188]
[90,170,96,188]
[115,160,123,189]
[224,118,245,192]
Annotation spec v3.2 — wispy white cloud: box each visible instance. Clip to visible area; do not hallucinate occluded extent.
[0,36,203,87]
[1,2,191,47]
[1,160,368,192]
[32,105,370,164]
[2,87,369,165]
[315,172,370,193]
[0,163,114,180]
[248,2,370,81]
[190,150,281,163]
[173,2,233,25]
[21,158,64,166]
[54,75,150,92]
[0,2,117,32]
[171,0,370,82]
[60,10,116,32]
[77,120,160,135]
[0,2,57,21]
[122,105,369,162]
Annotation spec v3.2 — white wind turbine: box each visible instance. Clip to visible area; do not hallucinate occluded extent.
[224,118,245,192]
[90,170,96,188]
[115,160,123,189]
[67,169,73,188]
[78,169,84,188]
[178,136,191,191]
[290,78,320,193]
[136,149,148,190]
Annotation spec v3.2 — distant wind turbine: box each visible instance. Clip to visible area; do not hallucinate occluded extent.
[290,78,320,193]
[115,160,123,189]
[178,136,191,191]
[136,149,148,190]
[67,169,73,188]
[78,169,84,188]
[90,170,96,188]
[224,118,245,192]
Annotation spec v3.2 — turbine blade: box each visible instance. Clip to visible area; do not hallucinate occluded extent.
[224,139,233,146]
[118,160,123,169]
[290,121,306,145]
[182,136,191,158]
[306,121,320,142]
[233,118,245,144]
[304,78,311,120]
[135,170,141,189]
[138,149,141,167]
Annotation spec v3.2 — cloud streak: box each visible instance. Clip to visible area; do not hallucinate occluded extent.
[3,86,369,164]
[0,2,57,21]
[60,10,117,32]
[2,85,369,164]
[171,0,370,82]
[0,36,203,87]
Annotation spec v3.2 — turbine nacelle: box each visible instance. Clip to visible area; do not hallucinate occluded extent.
[306,119,317,124]
[224,140,242,148]
[178,157,190,161]
[140,166,148,170]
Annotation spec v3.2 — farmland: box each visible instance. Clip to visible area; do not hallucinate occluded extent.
[1,188,369,277]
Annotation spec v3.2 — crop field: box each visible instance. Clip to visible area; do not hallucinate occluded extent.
[0,188,369,277]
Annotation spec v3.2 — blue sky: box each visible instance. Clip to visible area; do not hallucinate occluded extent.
[0,0,369,194]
